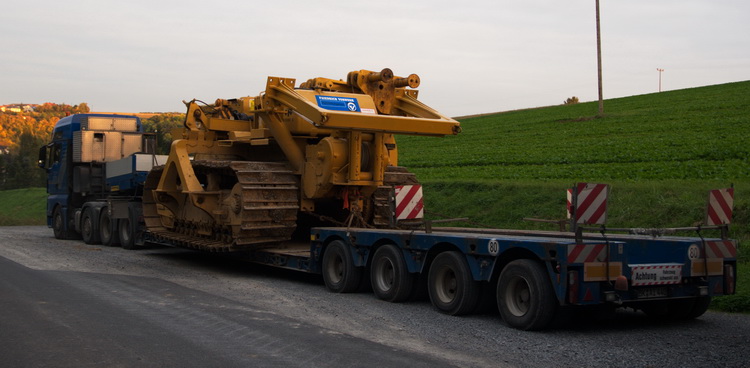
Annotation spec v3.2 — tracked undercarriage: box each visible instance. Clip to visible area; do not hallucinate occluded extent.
[143,162,420,251]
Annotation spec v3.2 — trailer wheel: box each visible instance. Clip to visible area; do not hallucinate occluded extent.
[322,240,362,293]
[81,208,100,245]
[686,296,711,319]
[119,213,137,250]
[642,296,712,320]
[497,259,556,331]
[371,244,416,302]
[99,208,118,246]
[428,251,479,315]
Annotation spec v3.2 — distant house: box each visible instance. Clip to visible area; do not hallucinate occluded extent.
[0,104,35,113]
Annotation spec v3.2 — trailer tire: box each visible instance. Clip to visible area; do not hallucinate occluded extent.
[322,240,362,293]
[119,213,137,250]
[642,296,712,320]
[668,299,697,320]
[81,208,100,245]
[640,300,669,318]
[371,244,416,302]
[428,251,479,315]
[686,296,711,319]
[99,209,118,246]
[497,259,556,331]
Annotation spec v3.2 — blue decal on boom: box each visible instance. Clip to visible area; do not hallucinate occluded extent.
[315,95,361,112]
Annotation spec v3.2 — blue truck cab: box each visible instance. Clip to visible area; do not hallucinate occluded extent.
[37,113,162,246]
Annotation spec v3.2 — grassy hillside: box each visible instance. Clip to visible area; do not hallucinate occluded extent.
[401,81,748,181]
[0,187,47,225]
[397,80,749,312]
[398,81,748,240]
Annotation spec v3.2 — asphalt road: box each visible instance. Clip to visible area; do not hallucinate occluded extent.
[1,226,749,367]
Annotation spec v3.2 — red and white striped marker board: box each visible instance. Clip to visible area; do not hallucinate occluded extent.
[705,188,734,225]
[567,183,609,225]
[567,243,607,263]
[702,240,738,259]
[395,185,424,220]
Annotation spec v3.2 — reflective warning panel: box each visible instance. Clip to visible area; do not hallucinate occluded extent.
[705,188,734,225]
[568,183,609,225]
[631,264,683,286]
[395,185,424,220]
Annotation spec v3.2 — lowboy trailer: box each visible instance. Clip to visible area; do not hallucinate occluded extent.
[235,224,737,330]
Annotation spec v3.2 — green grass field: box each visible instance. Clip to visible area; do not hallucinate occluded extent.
[0,187,47,226]
[397,80,749,312]
[1,81,747,312]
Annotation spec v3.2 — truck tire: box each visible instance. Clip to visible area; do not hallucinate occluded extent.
[52,206,70,240]
[322,240,362,293]
[119,215,137,250]
[99,208,118,246]
[428,251,479,316]
[497,259,557,331]
[371,244,416,302]
[81,208,100,245]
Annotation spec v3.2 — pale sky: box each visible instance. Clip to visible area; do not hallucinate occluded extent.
[1,0,748,117]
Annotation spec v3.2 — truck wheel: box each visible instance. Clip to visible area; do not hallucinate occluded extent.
[371,244,416,302]
[322,240,362,293]
[99,209,118,246]
[81,208,100,245]
[52,206,69,240]
[119,215,137,250]
[497,259,556,331]
[428,251,479,315]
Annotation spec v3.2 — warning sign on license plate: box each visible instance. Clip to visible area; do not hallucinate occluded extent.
[631,264,683,286]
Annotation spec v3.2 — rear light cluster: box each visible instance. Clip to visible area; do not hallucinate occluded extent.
[725,264,735,295]
[568,270,578,304]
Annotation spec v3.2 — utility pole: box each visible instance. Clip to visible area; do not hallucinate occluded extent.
[656,68,664,92]
[595,0,604,117]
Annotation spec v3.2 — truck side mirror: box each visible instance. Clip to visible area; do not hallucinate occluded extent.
[38,144,50,169]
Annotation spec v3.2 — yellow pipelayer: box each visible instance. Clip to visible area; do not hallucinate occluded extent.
[145,68,461,250]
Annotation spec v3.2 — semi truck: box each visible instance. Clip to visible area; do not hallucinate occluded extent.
[38,68,738,330]
[37,113,167,248]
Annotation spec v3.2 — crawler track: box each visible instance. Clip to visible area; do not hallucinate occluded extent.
[143,161,298,252]
[143,162,421,251]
